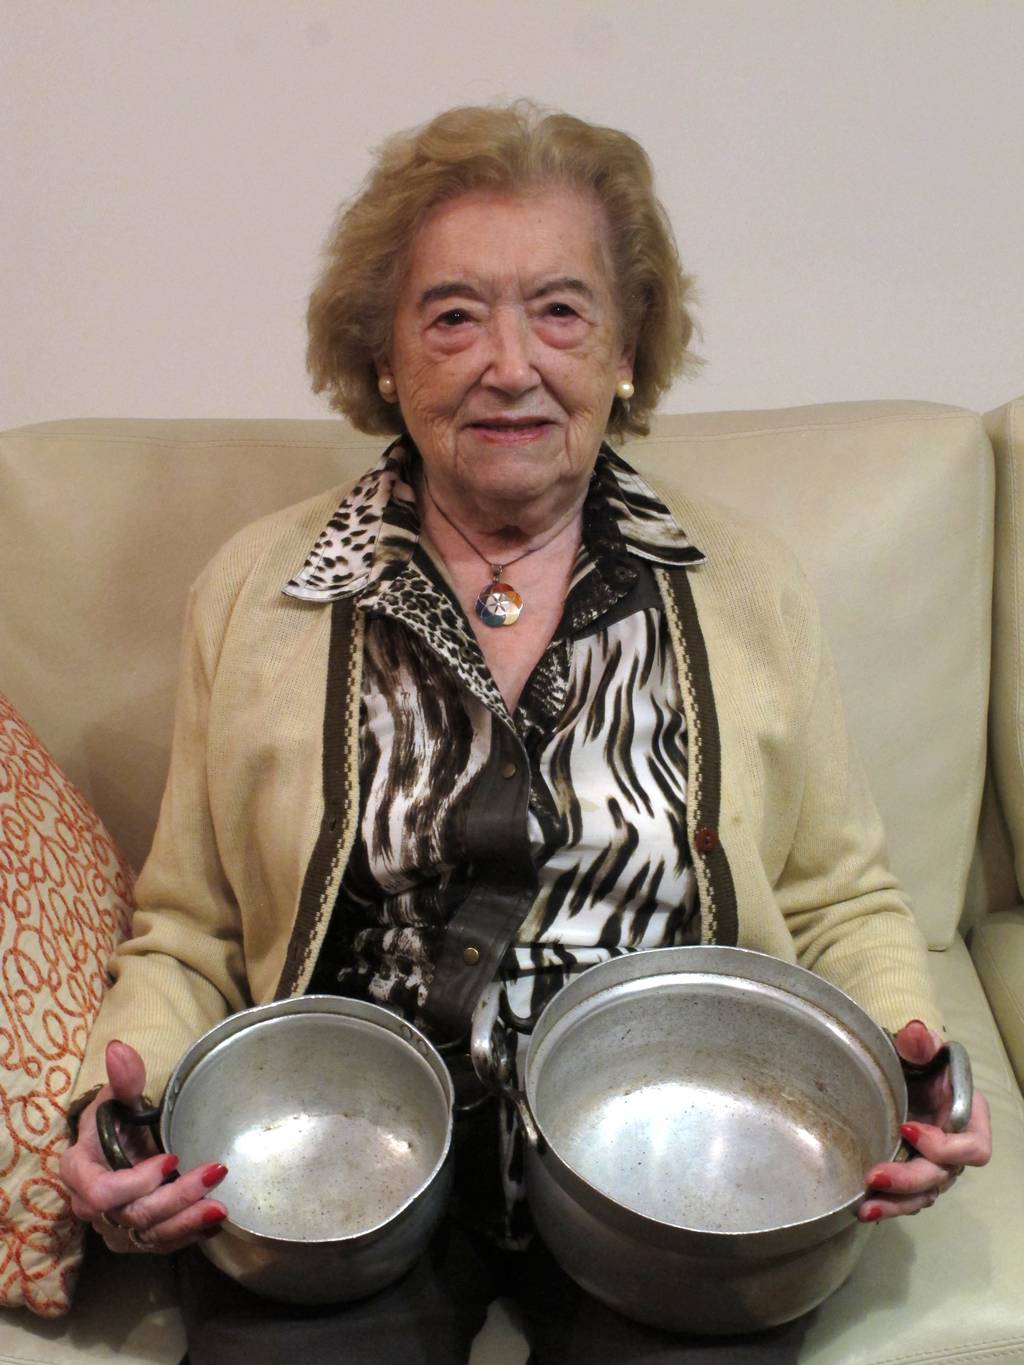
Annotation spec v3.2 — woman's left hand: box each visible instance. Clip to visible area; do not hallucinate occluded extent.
[859,1020,992,1221]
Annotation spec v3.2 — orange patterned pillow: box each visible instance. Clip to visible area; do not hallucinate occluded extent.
[0,693,135,1316]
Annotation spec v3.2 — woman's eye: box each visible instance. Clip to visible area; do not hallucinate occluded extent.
[436,309,471,327]
[547,303,578,318]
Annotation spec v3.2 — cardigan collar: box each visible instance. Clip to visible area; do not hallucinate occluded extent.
[282,437,705,604]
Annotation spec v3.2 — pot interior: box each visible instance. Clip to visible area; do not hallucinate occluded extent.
[529,971,901,1235]
[166,1012,451,1242]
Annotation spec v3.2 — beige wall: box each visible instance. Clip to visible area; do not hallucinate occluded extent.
[3,0,1023,430]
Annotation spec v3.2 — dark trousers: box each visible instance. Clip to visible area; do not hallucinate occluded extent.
[177,1100,810,1365]
[177,1223,809,1365]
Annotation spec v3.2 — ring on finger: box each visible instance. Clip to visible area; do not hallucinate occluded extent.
[94,1211,123,1235]
[127,1226,157,1253]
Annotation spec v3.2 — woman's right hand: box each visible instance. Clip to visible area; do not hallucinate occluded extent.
[59,1039,229,1254]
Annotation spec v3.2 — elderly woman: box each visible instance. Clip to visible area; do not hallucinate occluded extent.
[61,104,990,1362]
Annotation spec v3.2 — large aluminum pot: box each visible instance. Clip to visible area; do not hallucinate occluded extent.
[472,946,972,1335]
[97,995,453,1304]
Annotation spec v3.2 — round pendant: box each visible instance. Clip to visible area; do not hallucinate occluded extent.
[475,581,524,627]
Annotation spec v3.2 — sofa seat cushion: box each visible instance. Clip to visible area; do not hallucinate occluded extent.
[801,936,1024,1364]
[0,695,135,1317]
[0,1236,183,1365]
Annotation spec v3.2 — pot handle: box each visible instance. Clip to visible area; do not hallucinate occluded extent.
[945,1041,973,1134]
[469,985,545,1152]
[470,984,511,1091]
[95,1099,164,1172]
[900,1038,974,1134]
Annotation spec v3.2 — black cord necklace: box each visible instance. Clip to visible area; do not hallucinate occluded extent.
[421,477,569,627]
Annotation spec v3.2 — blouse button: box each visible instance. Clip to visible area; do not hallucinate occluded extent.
[500,761,518,779]
[463,946,481,966]
[694,825,720,854]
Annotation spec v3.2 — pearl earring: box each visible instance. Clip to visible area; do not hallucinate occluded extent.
[616,379,635,401]
[378,374,397,399]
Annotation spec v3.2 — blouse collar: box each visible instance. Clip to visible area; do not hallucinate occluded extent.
[282,438,705,604]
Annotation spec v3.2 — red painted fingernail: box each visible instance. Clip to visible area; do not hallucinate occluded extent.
[869,1172,892,1190]
[162,1155,180,1177]
[900,1124,921,1144]
[863,1205,883,1222]
[201,1204,227,1225]
[202,1163,229,1188]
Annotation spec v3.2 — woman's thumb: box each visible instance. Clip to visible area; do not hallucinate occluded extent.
[893,1018,943,1067]
[105,1039,147,1103]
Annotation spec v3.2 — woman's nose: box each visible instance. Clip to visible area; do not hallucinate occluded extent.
[483,311,538,396]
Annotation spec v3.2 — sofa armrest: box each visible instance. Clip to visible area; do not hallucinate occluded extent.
[970,907,1024,1090]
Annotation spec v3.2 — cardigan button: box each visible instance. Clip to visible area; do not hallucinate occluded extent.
[463,946,481,965]
[694,825,719,854]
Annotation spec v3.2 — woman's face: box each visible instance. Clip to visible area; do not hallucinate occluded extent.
[384,186,633,527]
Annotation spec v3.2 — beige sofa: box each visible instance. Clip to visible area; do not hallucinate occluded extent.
[2,398,1023,1364]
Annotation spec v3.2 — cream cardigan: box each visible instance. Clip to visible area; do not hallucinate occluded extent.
[74,465,943,1103]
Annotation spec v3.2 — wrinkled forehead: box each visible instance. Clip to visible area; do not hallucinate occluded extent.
[400,185,616,305]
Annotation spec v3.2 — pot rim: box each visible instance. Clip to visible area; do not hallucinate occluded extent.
[523,945,907,1242]
[161,994,454,1247]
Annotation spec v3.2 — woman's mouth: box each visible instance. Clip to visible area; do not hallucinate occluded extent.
[467,419,553,444]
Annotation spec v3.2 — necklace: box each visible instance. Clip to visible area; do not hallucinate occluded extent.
[421,478,570,627]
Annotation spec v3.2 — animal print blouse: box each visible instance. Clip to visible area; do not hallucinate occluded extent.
[291,440,706,1043]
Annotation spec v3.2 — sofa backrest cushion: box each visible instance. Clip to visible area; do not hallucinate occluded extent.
[0,418,372,874]
[0,403,994,948]
[627,403,993,950]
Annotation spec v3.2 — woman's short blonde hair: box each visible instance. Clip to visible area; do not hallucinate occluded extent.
[307,102,698,438]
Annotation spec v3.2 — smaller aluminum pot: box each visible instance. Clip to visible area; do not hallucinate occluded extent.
[472,946,972,1335]
[97,996,453,1304]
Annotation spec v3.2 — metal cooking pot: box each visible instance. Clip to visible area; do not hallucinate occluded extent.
[97,995,453,1304]
[471,945,972,1334]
